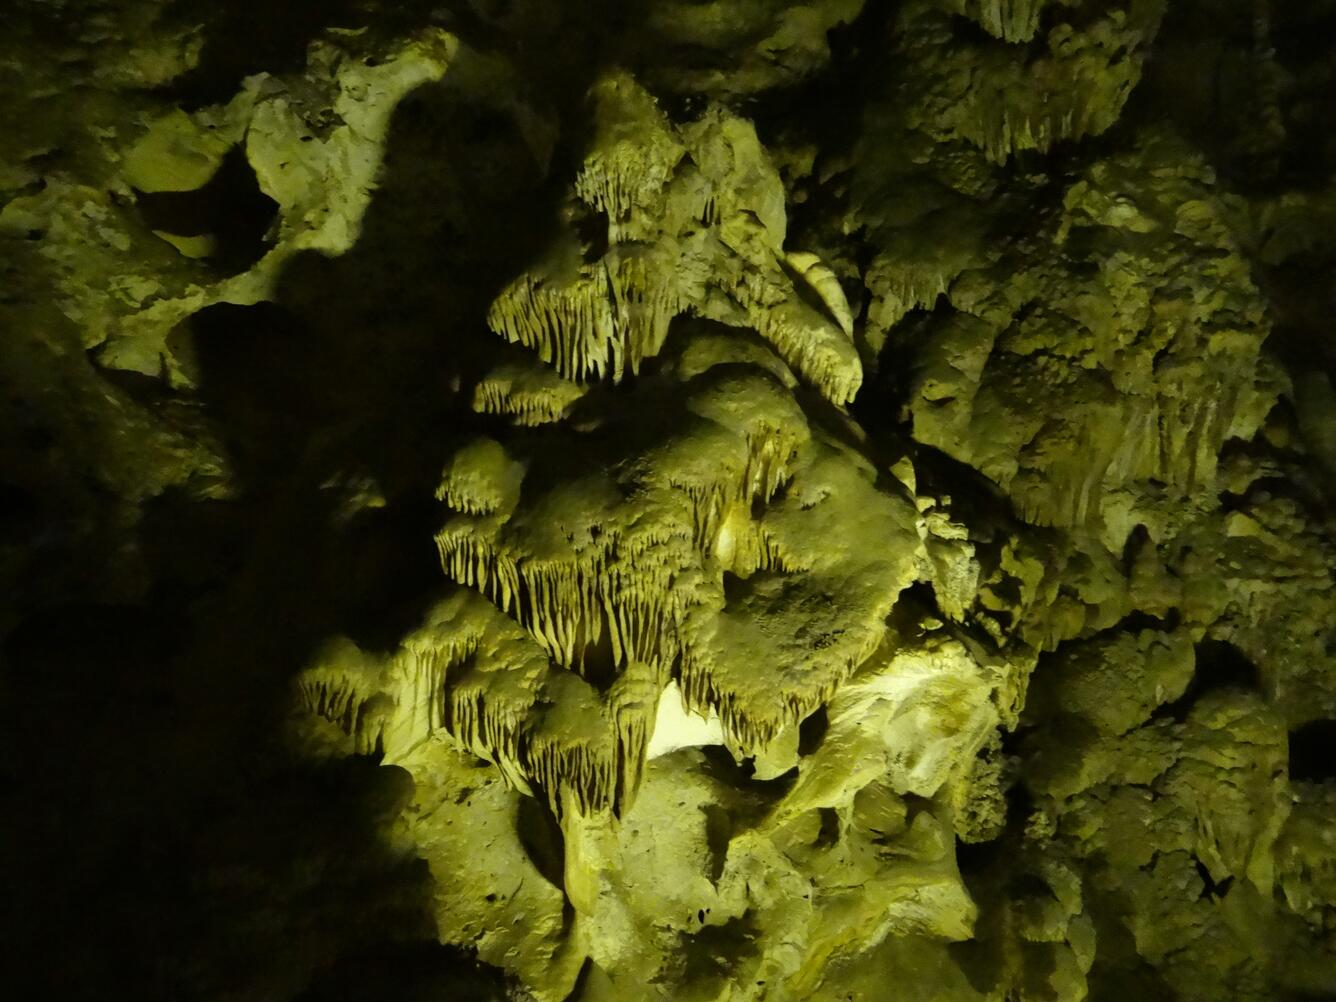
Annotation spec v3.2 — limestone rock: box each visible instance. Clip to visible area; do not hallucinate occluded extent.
[7,3,1336,1000]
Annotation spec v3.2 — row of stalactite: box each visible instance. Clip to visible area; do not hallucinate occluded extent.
[298,614,662,815]
[472,381,573,425]
[434,528,689,675]
[956,0,1048,43]
[434,483,499,515]
[574,150,676,223]
[743,429,800,508]
[669,434,795,551]
[433,417,805,663]
[676,615,889,754]
[298,675,390,756]
[423,412,888,803]
[755,307,861,405]
[486,254,685,385]
[527,732,617,817]
[971,97,1104,164]
[451,686,530,775]
[870,266,954,331]
[674,648,805,753]
[1012,389,1234,528]
[300,675,374,738]
[402,643,461,735]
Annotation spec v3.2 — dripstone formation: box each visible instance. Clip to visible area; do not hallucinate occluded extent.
[5,2,1336,1000]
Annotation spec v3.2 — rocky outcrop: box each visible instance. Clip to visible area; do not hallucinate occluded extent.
[6,2,1336,1001]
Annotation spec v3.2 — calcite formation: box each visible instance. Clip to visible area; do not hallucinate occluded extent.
[6,2,1336,1001]
[486,72,862,404]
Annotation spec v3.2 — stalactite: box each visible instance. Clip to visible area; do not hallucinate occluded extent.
[472,361,587,426]
[944,0,1049,43]
[436,438,525,517]
[296,637,396,752]
[486,250,687,385]
[487,268,616,382]
[572,71,685,221]
[435,520,691,677]
[868,266,955,332]
[748,296,863,405]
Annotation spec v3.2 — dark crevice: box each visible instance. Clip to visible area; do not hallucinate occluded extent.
[0,479,41,542]
[1151,640,1261,723]
[722,569,754,605]
[1289,719,1336,783]
[1193,857,1234,900]
[850,303,951,438]
[161,0,380,108]
[955,773,1032,880]
[133,146,279,274]
[1121,523,1151,573]
[682,912,759,983]
[797,704,829,756]
[577,618,622,694]
[814,806,841,849]
[570,201,611,263]
[701,803,732,885]
[698,745,796,806]
[1117,609,1179,634]
[516,793,567,893]
[294,941,513,1002]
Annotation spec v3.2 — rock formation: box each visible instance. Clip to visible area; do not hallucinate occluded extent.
[5,1,1336,1000]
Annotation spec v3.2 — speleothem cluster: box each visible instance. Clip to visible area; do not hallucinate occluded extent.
[6,2,1336,1001]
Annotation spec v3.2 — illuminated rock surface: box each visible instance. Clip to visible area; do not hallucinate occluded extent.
[5,2,1336,1000]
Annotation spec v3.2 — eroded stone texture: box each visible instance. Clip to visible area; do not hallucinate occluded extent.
[6,2,1336,1001]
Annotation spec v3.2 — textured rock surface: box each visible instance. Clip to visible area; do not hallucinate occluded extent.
[5,1,1336,1000]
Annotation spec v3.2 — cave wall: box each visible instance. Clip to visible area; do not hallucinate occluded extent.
[4,2,1336,1000]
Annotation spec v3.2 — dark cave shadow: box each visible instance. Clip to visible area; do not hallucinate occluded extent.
[292,939,512,1002]
[132,145,280,275]
[3,8,651,1000]
[161,0,420,108]
[1124,0,1336,195]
